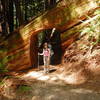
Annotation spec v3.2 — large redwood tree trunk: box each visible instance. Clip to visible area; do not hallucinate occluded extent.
[30,35,38,68]
[0,0,99,71]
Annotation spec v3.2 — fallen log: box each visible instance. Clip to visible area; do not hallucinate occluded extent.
[61,14,100,50]
[0,0,99,71]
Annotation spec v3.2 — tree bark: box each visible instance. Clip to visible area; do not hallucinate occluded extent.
[45,0,56,10]
[8,0,14,32]
[14,0,24,25]
[24,0,28,22]
[0,0,8,35]
[0,0,99,71]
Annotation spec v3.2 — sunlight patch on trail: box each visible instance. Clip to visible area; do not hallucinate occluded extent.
[21,68,86,85]
[69,88,93,94]
[38,76,50,81]
[21,70,59,82]
[22,71,44,78]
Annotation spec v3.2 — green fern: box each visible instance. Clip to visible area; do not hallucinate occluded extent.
[17,85,32,92]
[80,9,100,45]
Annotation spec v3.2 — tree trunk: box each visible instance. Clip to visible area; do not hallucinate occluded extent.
[0,0,8,35]
[24,0,28,22]
[45,0,56,10]
[8,0,14,32]
[14,0,24,25]
[0,0,99,71]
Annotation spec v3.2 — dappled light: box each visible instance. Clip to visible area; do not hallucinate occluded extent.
[69,88,93,94]
[23,71,44,78]
[0,0,100,100]
[21,65,87,85]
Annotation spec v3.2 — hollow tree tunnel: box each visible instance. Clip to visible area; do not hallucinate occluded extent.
[1,0,98,71]
[37,28,62,66]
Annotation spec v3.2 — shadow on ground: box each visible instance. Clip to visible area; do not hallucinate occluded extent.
[0,67,100,100]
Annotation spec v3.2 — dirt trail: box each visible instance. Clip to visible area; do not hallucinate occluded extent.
[0,27,100,100]
[0,65,100,100]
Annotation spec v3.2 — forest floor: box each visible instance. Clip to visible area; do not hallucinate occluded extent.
[0,67,100,100]
[0,34,100,100]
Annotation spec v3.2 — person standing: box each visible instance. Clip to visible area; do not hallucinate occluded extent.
[38,42,51,73]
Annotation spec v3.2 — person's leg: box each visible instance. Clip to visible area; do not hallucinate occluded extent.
[46,57,50,73]
[43,56,47,73]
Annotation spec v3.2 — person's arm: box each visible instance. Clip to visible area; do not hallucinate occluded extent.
[38,53,43,55]
[38,49,44,55]
[38,52,44,55]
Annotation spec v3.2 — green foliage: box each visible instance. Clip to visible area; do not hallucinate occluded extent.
[80,9,100,45]
[17,85,32,92]
[0,47,25,73]
[0,76,11,86]
[0,56,9,73]
[0,49,7,53]
[0,81,4,86]
[22,0,45,20]
[94,9,100,15]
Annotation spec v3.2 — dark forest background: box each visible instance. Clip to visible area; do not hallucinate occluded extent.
[0,0,58,36]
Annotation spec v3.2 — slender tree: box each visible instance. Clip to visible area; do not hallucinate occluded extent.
[8,0,14,32]
[24,0,28,21]
[14,0,24,25]
[44,0,56,10]
[0,0,9,35]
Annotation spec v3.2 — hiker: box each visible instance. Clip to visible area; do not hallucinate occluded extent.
[38,42,51,73]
